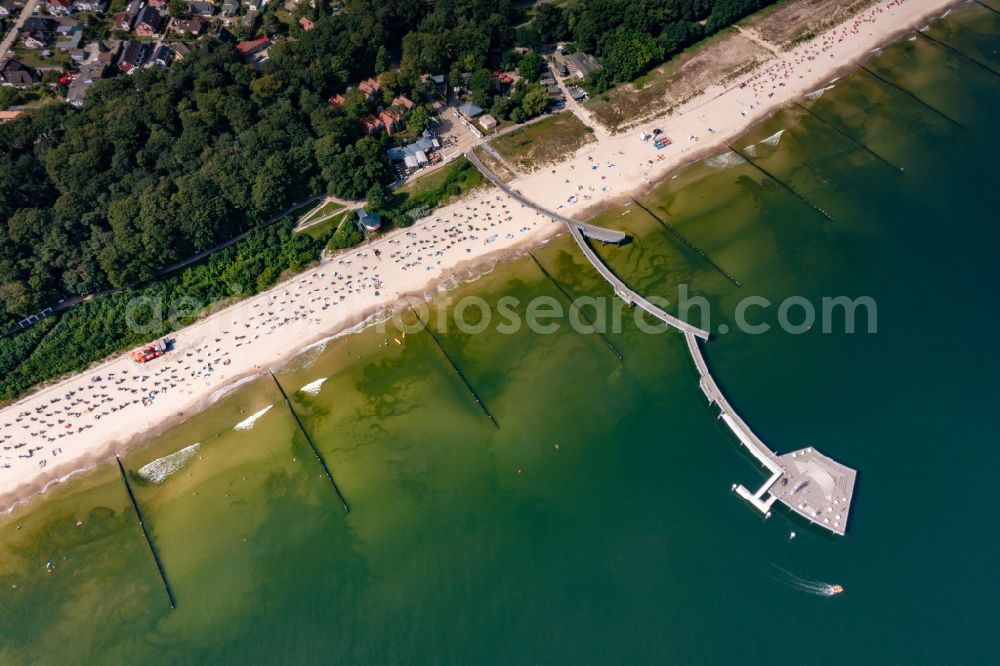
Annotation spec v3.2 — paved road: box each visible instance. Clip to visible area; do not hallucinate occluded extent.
[0,0,40,68]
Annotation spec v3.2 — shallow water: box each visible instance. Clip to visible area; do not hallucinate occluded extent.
[2,7,999,663]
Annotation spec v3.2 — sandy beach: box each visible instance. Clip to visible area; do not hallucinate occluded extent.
[0,0,960,510]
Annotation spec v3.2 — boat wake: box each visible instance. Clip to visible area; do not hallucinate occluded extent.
[234,405,272,431]
[137,443,200,484]
[770,564,842,596]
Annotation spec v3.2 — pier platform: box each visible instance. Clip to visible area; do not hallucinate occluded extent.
[687,331,856,535]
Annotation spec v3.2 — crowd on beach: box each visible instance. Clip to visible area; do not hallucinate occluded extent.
[0,191,548,484]
[0,0,947,502]
[741,0,915,101]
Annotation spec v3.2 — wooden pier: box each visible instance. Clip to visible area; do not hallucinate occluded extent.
[467,152,858,535]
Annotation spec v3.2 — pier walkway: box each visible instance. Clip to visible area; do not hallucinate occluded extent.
[468,150,856,535]
[567,224,711,340]
[465,151,627,244]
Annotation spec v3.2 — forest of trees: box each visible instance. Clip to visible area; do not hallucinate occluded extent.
[0,0,779,400]
[0,0,523,324]
[523,0,776,89]
[0,0,776,326]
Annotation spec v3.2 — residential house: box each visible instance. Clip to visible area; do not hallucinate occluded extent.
[220,0,238,15]
[357,77,379,103]
[23,17,56,32]
[327,93,344,109]
[72,0,107,11]
[170,17,202,35]
[240,9,256,30]
[235,35,269,58]
[148,43,172,67]
[46,0,75,16]
[360,114,382,135]
[0,0,16,17]
[391,95,415,111]
[134,6,163,37]
[0,110,23,122]
[117,39,149,73]
[66,61,104,106]
[55,26,83,50]
[112,10,134,30]
[244,0,262,9]
[189,1,214,17]
[214,26,236,43]
[173,41,196,60]
[112,0,142,31]
[377,109,396,135]
[298,16,313,30]
[0,60,38,87]
[22,31,48,49]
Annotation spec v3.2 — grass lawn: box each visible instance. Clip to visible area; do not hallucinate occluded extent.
[379,156,489,229]
[303,200,344,222]
[13,47,71,69]
[300,210,351,241]
[490,112,596,172]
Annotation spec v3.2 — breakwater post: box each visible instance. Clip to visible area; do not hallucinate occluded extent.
[858,64,965,128]
[115,454,176,610]
[407,304,500,428]
[794,102,904,173]
[915,30,1000,79]
[726,145,835,222]
[628,198,742,287]
[528,252,624,363]
[267,370,350,512]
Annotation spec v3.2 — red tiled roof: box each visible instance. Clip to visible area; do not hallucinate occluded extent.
[358,77,379,96]
[392,95,415,110]
[235,36,269,55]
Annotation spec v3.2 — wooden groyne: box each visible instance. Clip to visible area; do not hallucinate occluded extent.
[528,252,625,363]
[974,0,1000,17]
[268,370,350,512]
[407,305,500,428]
[915,30,1000,78]
[628,197,742,287]
[726,144,835,221]
[858,64,965,128]
[794,102,904,173]
[115,454,176,609]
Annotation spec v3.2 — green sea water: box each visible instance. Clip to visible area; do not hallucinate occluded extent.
[2,5,999,663]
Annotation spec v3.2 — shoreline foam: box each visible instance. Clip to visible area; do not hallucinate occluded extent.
[0,0,963,513]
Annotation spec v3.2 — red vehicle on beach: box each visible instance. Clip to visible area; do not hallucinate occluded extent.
[131,339,169,363]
